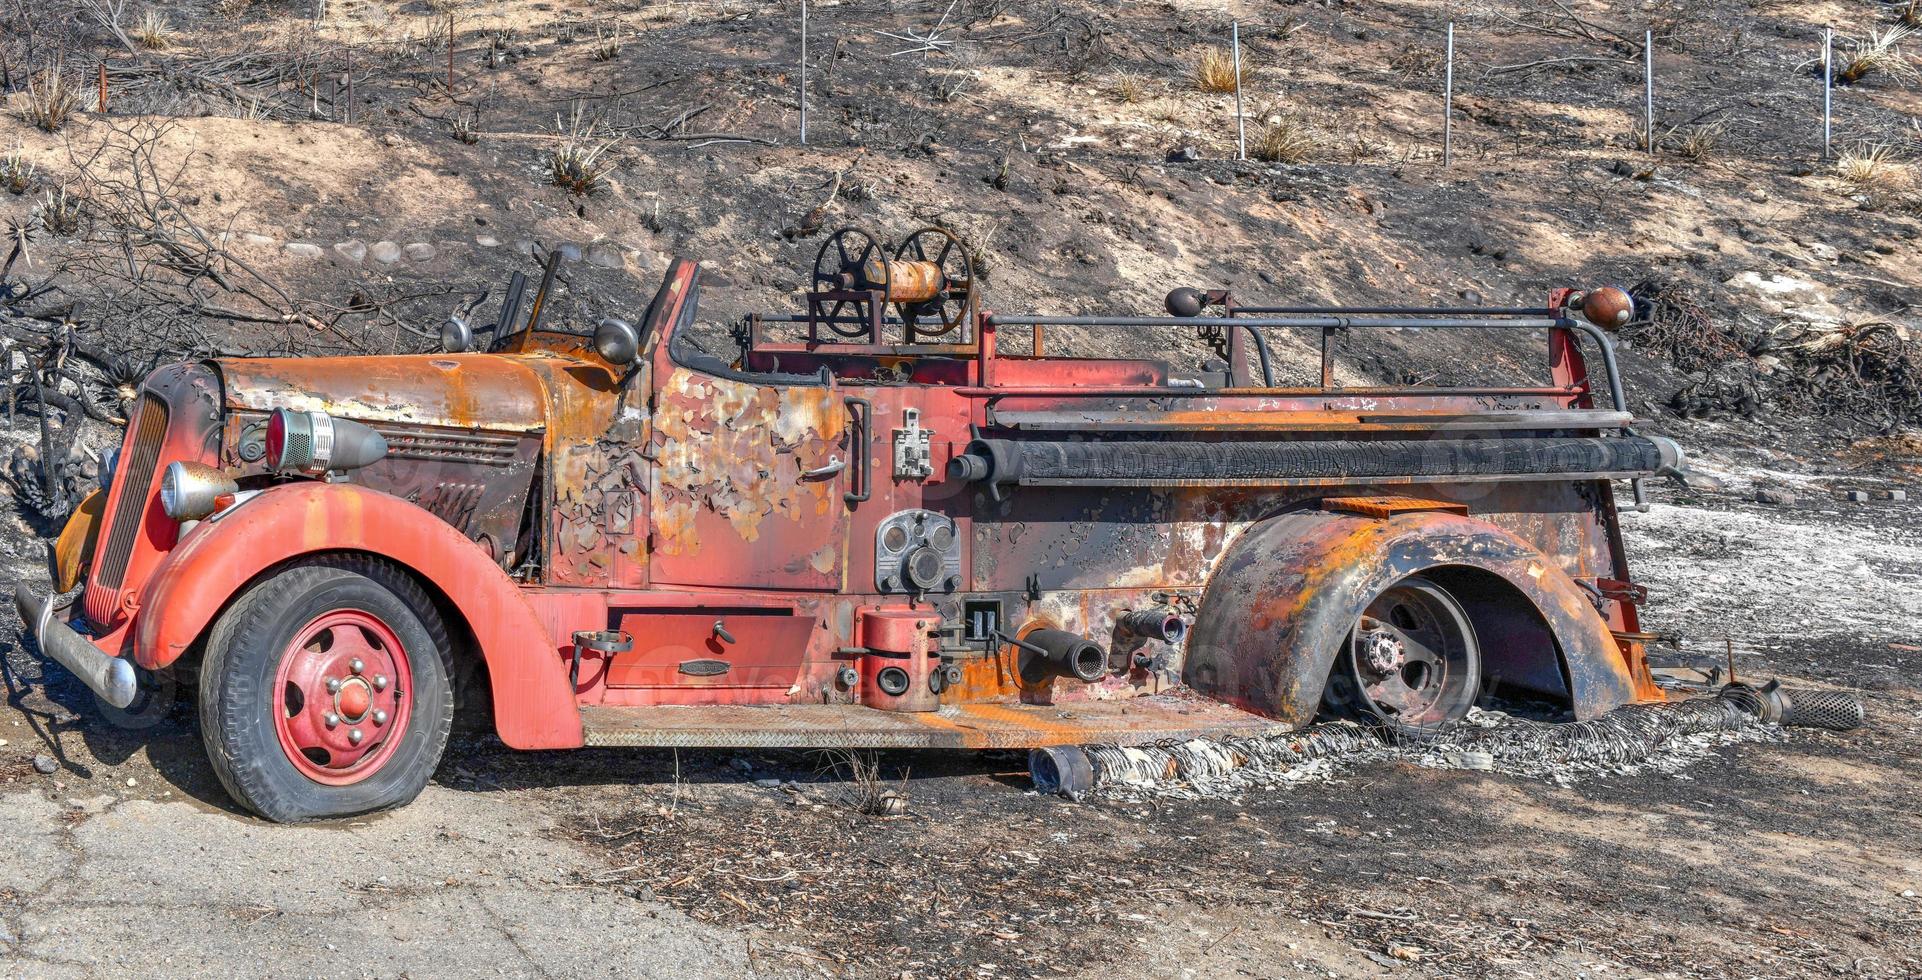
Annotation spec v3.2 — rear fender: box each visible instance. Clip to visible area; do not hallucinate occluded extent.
[1184,509,1636,724]
[132,482,582,749]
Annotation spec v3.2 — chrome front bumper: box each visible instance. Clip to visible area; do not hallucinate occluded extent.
[13,583,138,709]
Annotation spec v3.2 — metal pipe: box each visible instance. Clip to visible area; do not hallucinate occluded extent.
[1822,27,1833,158]
[1232,21,1246,161]
[1232,305,1552,316]
[1644,29,1654,155]
[1443,22,1454,167]
[985,314,1629,416]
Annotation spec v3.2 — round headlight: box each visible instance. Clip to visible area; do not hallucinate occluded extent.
[593,316,639,366]
[159,461,239,522]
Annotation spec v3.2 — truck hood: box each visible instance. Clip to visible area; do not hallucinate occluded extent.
[212,354,550,432]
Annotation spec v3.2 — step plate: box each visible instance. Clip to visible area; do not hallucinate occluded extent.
[579,694,1281,749]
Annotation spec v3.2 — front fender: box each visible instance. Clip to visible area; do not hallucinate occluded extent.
[1184,509,1638,724]
[132,482,582,749]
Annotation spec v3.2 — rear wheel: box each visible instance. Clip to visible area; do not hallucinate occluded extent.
[1323,574,1481,730]
[199,556,453,822]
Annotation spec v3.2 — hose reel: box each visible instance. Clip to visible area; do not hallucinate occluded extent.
[808,225,977,342]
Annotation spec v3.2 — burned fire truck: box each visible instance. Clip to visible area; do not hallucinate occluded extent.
[18,225,1682,821]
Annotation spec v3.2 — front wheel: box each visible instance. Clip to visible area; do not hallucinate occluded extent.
[199,556,454,822]
[1322,574,1481,731]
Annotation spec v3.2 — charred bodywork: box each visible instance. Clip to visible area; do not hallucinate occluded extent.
[18,226,1682,819]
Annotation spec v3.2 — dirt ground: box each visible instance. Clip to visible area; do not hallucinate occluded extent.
[2,433,1918,979]
[2,1,1921,977]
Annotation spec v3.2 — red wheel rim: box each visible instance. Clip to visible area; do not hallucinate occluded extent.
[272,609,413,786]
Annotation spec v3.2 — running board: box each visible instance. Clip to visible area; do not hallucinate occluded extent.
[578,696,1280,749]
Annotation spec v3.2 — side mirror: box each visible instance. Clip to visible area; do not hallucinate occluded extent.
[594,316,640,365]
[440,316,474,353]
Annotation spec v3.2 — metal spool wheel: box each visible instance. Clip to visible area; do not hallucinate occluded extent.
[1325,575,1481,730]
[891,226,975,337]
[811,226,892,339]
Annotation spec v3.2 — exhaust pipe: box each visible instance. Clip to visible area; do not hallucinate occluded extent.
[1120,608,1187,643]
[14,583,138,709]
[1022,629,1109,683]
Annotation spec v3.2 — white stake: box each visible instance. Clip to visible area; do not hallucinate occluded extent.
[1644,29,1654,155]
[1822,27,1833,158]
[1443,22,1454,167]
[800,0,809,145]
[1232,21,1246,161]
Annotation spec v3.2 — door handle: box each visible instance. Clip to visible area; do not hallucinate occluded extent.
[800,456,847,479]
[843,396,871,505]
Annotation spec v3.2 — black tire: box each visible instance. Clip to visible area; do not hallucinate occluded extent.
[198,555,454,822]
[1322,573,1482,731]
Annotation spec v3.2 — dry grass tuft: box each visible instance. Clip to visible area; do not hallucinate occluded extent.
[1834,142,1913,206]
[549,103,619,197]
[1109,70,1148,104]
[39,187,84,236]
[591,22,623,62]
[1250,113,1320,164]
[1194,46,1247,93]
[132,9,175,50]
[0,150,35,195]
[1672,122,1723,164]
[21,68,80,133]
[821,750,909,817]
[1836,26,1919,85]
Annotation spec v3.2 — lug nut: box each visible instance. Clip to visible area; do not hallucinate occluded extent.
[372,675,388,691]
[372,709,388,726]
[323,711,340,728]
[326,678,342,693]
[348,729,364,745]
[350,658,365,674]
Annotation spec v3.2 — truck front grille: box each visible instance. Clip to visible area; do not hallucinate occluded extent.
[88,393,169,615]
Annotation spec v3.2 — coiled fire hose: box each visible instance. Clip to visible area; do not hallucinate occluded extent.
[1030,683,1864,798]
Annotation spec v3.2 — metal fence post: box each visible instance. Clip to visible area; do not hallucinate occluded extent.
[800,0,809,145]
[1822,27,1833,158]
[1644,29,1654,155]
[1232,21,1246,161]
[1442,22,1454,168]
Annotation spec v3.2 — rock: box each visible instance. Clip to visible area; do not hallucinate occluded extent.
[751,777,781,789]
[475,234,501,248]
[32,754,57,774]
[1839,490,1871,503]
[368,240,402,265]
[585,243,624,269]
[1458,751,1495,771]
[1165,145,1200,163]
[334,239,367,264]
[239,232,276,247]
[1458,289,1482,305]
[1678,470,1725,491]
[555,242,584,262]
[282,242,323,259]
[1754,487,1799,507]
[402,243,437,263]
[1723,271,1829,313]
[1880,489,1908,502]
[1807,242,1839,263]
[513,239,538,257]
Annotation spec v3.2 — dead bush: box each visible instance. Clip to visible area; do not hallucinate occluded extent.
[21,67,80,133]
[1250,113,1320,163]
[591,22,622,62]
[1194,46,1246,93]
[820,750,908,817]
[1388,43,1441,78]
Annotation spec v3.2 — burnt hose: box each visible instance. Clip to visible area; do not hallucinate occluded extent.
[1119,608,1187,643]
[1018,629,1109,684]
[950,435,1684,491]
